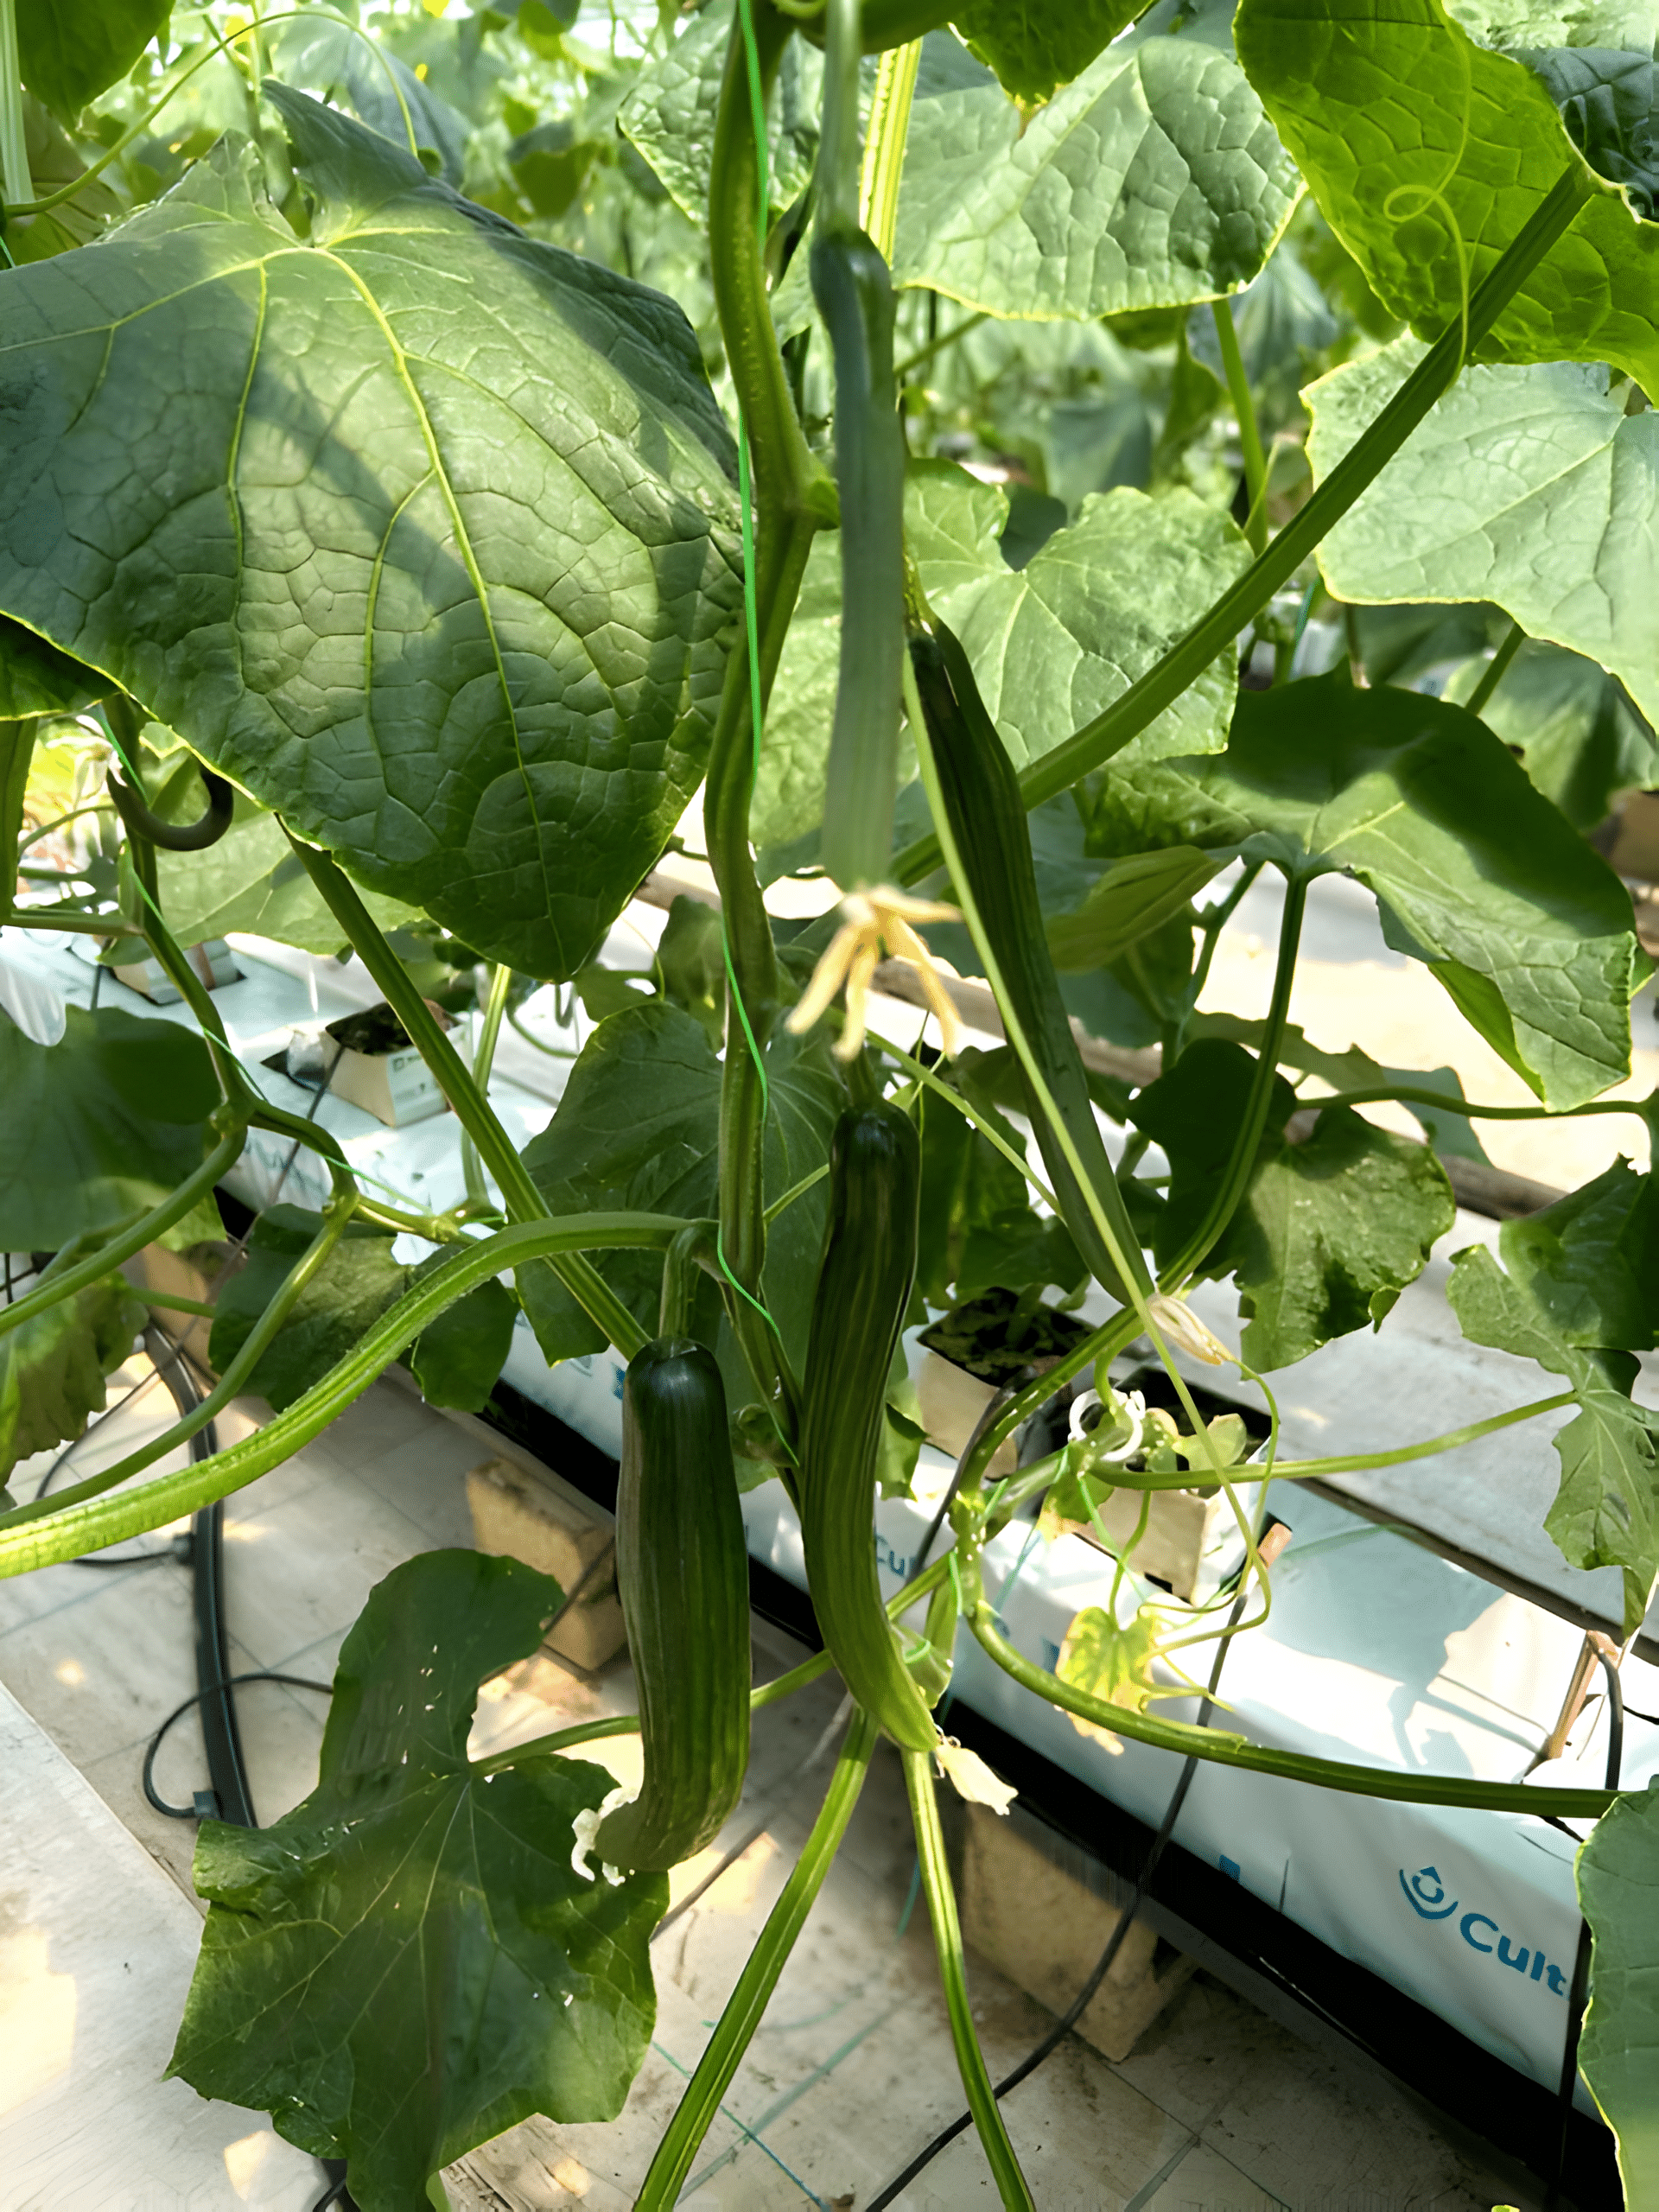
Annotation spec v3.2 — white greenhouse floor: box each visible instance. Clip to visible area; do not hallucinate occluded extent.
[0,1361,1529,2211]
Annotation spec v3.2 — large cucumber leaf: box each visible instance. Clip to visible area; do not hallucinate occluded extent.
[1129,1038,1455,1368]
[755,465,1248,854]
[1088,676,1642,1109]
[620,0,826,225]
[16,0,169,122]
[1306,343,1659,726]
[0,617,109,719]
[0,1007,219,1251]
[950,0,1143,105]
[0,87,742,981]
[892,33,1301,318]
[1577,1780,1659,2204]
[1447,1161,1659,1630]
[169,1550,665,2212]
[1235,0,1659,394]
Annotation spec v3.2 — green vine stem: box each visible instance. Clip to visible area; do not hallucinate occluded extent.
[1162,873,1307,1290]
[969,1606,1619,1817]
[0,1213,683,1575]
[1211,296,1268,557]
[0,1124,247,1342]
[285,833,646,1358]
[903,1746,1037,2210]
[634,1704,880,2209]
[1,1173,360,1533]
[1465,617,1526,715]
[1319,1083,1650,1123]
[889,164,1595,883]
[460,962,513,1210]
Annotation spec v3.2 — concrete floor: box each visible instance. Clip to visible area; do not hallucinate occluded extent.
[0,1358,1526,2210]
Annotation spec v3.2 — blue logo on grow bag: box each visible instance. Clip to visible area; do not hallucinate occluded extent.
[1397,1866,1570,1993]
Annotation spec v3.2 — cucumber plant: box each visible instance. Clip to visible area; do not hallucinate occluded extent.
[3,0,1659,2202]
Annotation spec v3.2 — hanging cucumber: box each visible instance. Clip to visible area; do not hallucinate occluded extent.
[799,1103,939,1753]
[598,1338,751,1872]
[907,626,1150,1308]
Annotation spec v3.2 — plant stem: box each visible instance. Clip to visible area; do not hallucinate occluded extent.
[890,166,1593,882]
[902,1748,1036,2210]
[896,308,988,381]
[969,1606,1616,1816]
[460,963,513,1210]
[1319,1084,1650,1122]
[0,0,29,208]
[0,1212,683,1574]
[1163,873,1306,1288]
[1211,297,1268,556]
[1268,1390,1579,1480]
[0,1126,247,1343]
[1465,619,1526,716]
[284,834,646,1358]
[634,1705,880,2209]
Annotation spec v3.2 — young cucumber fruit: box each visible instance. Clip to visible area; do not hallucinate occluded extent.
[597,1338,751,1872]
[800,1104,940,1753]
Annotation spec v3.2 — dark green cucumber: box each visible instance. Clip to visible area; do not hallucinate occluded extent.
[908,626,1147,1305]
[800,1104,938,1752]
[597,1338,751,1872]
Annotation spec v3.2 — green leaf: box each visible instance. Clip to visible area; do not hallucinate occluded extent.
[0,1270,146,1484]
[209,1210,410,1414]
[1,722,33,927]
[0,617,109,719]
[1131,1039,1457,1368]
[1046,848,1224,971]
[156,792,426,954]
[950,0,1143,105]
[761,466,1247,855]
[169,1550,665,2209]
[0,89,742,981]
[915,1056,1084,1306]
[16,0,170,121]
[518,1001,843,1367]
[1577,1779,1659,2205]
[408,1270,518,1414]
[1446,1162,1659,1628]
[620,0,824,224]
[1448,642,1657,833]
[1306,343,1659,728]
[655,893,727,1046]
[893,34,1300,318]
[1090,675,1641,1109]
[1230,1108,1456,1367]
[1234,0,1659,393]
[1191,1010,1493,1162]
[0,1007,218,1252]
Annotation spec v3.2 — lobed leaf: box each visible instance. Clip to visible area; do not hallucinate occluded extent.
[1577,1779,1659,2204]
[1306,343,1659,728]
[169,1550,665,2211]
[893,34,1301,319]
[0,1007,219,1253]
[1447,1161,1659,1628]
[1090,676,1642,1110]
[0,88,743,980]
[0,1272,146,1485]
[1235,0,1659,394]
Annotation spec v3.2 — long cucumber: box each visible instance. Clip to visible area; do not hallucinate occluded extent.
[599,1338,751,1872]
[799,1104,938,1753]
[907,626,1149,1305]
